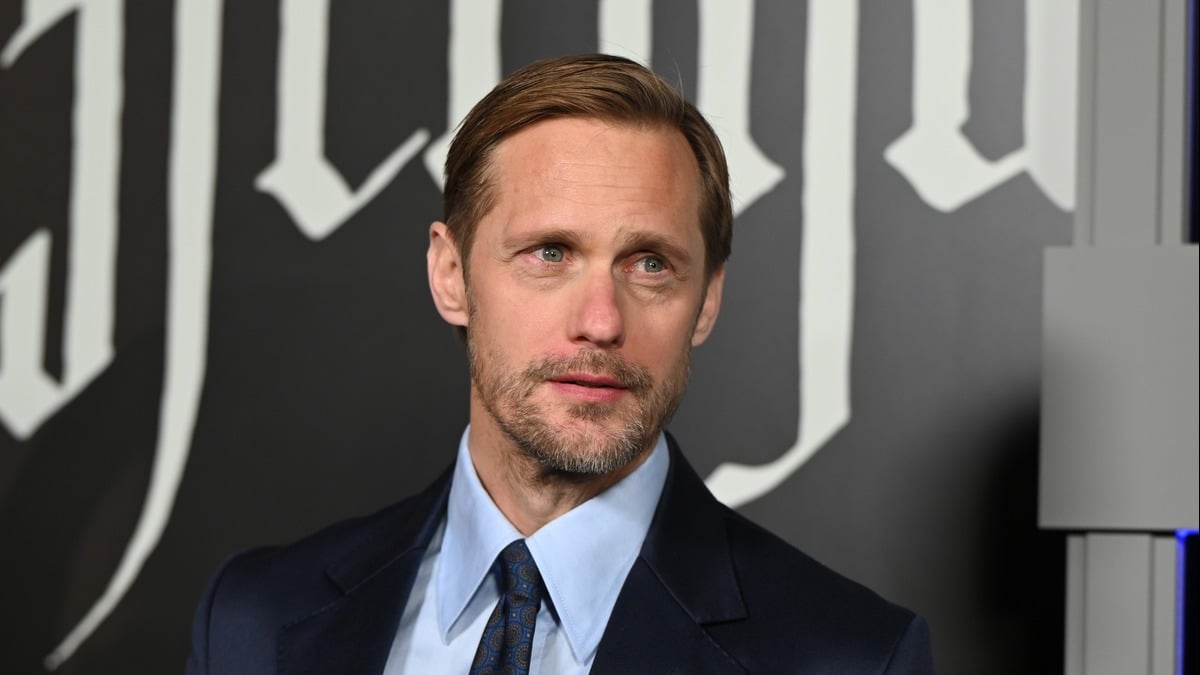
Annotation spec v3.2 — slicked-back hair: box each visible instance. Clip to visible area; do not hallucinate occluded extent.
[442,53,732,280]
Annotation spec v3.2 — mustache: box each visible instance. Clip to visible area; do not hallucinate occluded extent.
[523,351,653,393]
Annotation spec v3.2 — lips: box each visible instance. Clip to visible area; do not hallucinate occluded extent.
[551,373,626,389]
[521,352,650,403]
[547,372,629,403]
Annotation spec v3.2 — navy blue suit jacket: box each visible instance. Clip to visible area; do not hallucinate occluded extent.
[186,438,935,673]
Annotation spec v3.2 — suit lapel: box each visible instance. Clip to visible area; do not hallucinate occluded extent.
[276,547,425,675]
[593,437,747,674]
[591,561,745,675]
[278,466,452,675]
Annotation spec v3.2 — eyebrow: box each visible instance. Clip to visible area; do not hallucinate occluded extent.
[617,230,693,267]
[501,228,586,253]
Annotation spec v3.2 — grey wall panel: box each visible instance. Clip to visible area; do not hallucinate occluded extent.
[1150,535,1177,675]
[1089,0,1164,245]
[1082,534,1152,675]
[1064,534,1181,675]
[1041,246,1199,530]
[1065,534,1086,675]
[1157,0,1190,244]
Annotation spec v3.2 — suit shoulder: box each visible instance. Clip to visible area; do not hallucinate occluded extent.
[206,475,449,624]
[722,506,908,616]
[715,508,932,672]
[188,476,451,673]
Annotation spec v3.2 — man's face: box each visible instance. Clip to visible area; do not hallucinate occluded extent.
[429,117,724,476]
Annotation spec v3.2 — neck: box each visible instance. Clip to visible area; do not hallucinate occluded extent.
[466,403,652,536]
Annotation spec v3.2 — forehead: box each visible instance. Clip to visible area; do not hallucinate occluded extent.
[484,117,702,232]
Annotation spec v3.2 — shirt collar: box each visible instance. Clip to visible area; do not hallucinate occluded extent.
[436,427,669,663]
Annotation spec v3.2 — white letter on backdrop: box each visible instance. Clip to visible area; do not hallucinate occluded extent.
[706,0,858,507]
[599,0,652,63]
[696,0,784,216]
[257,0,429,239]
[423,0,502,188]
[883,0,1076,212]
[41,0,223,668]
[0,0,121,439]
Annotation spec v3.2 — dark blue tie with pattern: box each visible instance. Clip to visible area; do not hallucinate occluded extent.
[469,540,544,675]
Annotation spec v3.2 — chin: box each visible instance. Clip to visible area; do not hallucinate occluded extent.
[513,421,652,477]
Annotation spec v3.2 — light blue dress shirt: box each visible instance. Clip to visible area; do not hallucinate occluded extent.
[382,428,669,674]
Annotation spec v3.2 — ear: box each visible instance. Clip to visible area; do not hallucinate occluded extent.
[427,221,469,328]
[691,265,724,346]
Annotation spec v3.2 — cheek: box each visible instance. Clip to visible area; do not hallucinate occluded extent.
[474,295,555,351]
[625,311,696,361]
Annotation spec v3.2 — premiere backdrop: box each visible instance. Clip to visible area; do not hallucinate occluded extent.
[0,1,1076,673]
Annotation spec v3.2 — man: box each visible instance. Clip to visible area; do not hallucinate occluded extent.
[187,54,934,674]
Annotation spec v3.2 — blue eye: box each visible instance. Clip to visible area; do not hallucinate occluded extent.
[634,255,667,273]
[536,245,565,263]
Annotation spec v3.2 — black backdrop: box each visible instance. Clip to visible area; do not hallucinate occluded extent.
[1,1,1072,672]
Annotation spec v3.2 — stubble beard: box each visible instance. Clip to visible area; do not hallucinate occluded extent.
[468,340,690,477]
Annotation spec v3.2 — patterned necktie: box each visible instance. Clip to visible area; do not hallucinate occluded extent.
[469,540,544,675]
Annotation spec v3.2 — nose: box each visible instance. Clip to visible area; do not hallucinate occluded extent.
[568,268,625,348]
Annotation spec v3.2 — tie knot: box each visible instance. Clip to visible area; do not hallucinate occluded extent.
[499,540,543,604]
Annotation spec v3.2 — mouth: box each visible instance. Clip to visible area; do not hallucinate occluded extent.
[551,373,627,389]
[547,373,629,403]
